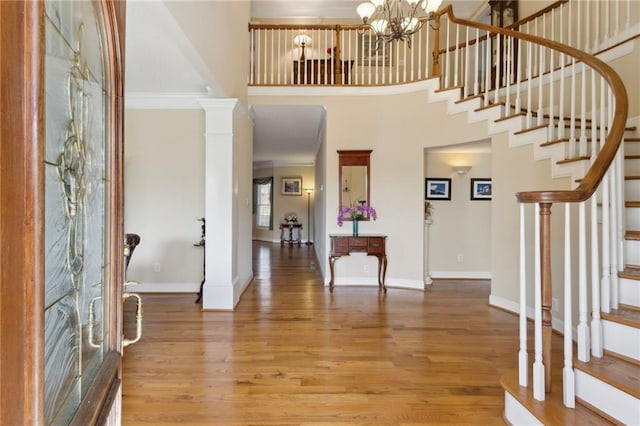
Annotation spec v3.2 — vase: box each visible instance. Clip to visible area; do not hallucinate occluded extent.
[352,220,359,236]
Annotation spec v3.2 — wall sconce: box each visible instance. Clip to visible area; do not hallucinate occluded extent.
[293,34,312,61]
[452,166,472,175]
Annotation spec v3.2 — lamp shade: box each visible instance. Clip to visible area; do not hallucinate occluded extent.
[293,34,312,46]
[370,19,388,34]
[357,2,376,20]
[423,0,443,14]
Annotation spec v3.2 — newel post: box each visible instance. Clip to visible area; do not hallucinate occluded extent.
[539,202,553,393]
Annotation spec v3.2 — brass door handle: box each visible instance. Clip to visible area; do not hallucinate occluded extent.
[123,280,143,348]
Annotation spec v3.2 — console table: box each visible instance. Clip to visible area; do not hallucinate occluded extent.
[280,223,303,246]
[329,234,388,292]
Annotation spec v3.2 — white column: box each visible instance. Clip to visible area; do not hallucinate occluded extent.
[198,98,240,310]
[423,218,433,286]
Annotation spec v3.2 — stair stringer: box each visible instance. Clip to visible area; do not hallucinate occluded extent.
[424,83,591,186]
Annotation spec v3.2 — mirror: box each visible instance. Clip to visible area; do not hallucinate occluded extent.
[338,150,371,220]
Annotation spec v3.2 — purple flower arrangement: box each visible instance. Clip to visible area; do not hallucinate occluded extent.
[337,204,377,226]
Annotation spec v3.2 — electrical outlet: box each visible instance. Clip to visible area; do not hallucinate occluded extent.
[364,264,370,273]
[153,262,161,273]
[552,298,559,312]
[457,254,463,262]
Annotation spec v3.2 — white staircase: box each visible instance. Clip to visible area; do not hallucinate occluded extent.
[423,25,640,425]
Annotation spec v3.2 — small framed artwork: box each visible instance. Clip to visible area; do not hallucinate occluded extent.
[281,177,302,196]
[471,178,492,200]
[425,178,452,200]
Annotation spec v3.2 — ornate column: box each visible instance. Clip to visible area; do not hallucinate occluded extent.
[424,218,433,286]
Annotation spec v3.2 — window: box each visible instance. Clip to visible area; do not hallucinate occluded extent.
[254,177,273,229]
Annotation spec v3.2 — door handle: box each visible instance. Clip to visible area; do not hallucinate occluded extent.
[123,280,143,348]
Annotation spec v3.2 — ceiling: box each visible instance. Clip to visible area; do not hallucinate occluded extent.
[125,1,489,167]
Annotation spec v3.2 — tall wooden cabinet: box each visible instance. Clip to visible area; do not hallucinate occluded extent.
[0,1,126,424]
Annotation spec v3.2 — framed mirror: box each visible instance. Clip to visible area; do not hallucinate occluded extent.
[338,150,372,220]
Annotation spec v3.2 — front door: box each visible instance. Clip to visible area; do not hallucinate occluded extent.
[0,1,126,424]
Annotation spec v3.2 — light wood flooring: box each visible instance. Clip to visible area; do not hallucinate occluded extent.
[122,242,521,425]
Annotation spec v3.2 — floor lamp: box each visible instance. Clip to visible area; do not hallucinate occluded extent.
[305,188,313,246]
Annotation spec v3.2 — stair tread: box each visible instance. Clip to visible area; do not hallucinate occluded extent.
[454,94,483,104]
[625,201,640,208]
[501,370,614,425]
[625,230,640,240]
[556,156,590,165]
[495,111,526,123]
[619,267,640,279]
[474,101,505,112]
[602,306,640,329]
[434,85,463,94]
[625,155,640,160]
[625,176,640,180]
[514,123,548,136]
[574,353,640,399]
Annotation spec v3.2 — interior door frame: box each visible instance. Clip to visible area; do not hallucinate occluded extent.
[0,1,126,424]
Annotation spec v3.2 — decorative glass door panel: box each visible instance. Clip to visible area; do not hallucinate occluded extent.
[44,1,111,423]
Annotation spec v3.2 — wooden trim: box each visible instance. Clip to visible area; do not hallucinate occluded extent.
[70,351,121,426]
[0,1,45,424]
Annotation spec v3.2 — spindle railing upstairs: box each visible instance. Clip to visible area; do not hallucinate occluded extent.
[432,4,629,407]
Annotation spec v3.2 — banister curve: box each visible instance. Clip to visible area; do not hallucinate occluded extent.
[439,5,628,205]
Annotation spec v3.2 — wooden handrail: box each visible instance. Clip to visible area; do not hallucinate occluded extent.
[437,5,628,205]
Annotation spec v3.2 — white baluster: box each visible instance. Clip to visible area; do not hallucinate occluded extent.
[410,33,414,82]
[474,28,480,96]
[533,203,545,401]
[564,203,576,407]
[536,44,543,126]
[463,27,469,98]
[615,0,620,38]
[577,0,582,52]
[585,0,591,52]
[505,36,511,113]
[515,30,521,113]
[579,63,588,157]
[591,191,604,357]
[602,169,612,314]
[609,88,620,310]
[454,23,460,87]
[249,29,255,85]
[626,0,631,34]
[548,36,555,141]
[425,23,430,80]
[578,201,591,362]
[526,37,533,128]
[445,18,451,88]
[605,0,611,42]
[595,0,601,51]
[485,32,491,104]
[395,41,400,83]
[494,34,501,104]
[277,29,281,85]
[568,59,576,158]
[519,204,528,387]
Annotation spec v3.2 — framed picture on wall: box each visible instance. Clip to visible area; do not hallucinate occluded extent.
[471,178,492,200]
[358,34,390,66]
[281,176,302,195]
[425,178,451,200]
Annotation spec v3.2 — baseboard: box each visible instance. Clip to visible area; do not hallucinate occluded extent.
[127,282,200,293]
[430,271,491,279]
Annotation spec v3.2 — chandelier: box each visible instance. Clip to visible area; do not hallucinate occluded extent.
[356,0,443,45]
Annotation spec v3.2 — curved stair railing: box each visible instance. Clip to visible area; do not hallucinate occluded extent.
[434,4,629,407]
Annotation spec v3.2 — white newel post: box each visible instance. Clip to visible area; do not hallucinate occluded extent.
[424,218,433,286]
[199,98,240,310]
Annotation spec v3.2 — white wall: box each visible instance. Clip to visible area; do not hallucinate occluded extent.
[249,83,492,290]
[124,109,205,291]
[424,150,492,278]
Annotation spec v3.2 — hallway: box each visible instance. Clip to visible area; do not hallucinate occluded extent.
[122,242,515,424]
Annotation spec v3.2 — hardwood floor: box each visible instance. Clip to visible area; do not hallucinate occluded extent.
[122,242,518,425]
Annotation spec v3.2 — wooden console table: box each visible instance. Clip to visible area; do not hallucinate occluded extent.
[329,234,388,292]
[280,223,303,246]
